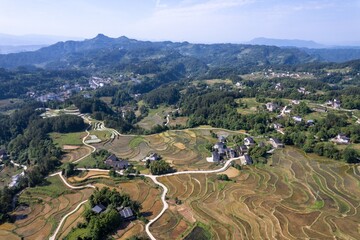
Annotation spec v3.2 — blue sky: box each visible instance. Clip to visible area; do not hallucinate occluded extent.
[0,0,359,44]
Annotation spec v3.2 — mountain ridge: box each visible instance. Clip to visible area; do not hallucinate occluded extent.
[0,34,319,70]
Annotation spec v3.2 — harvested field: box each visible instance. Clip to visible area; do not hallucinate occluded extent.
[153,147,360,240]
[0,176,94,240]
[67,170,110,183]
[62,145,80,150]
[100,128,242,171]
[61,146,92,163]
[218,167,240,178]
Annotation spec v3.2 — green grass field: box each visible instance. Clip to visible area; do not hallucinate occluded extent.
[50,132,85,147]
[137,105,172,130]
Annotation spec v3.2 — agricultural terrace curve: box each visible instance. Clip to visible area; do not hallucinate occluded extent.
[47,115,243,240]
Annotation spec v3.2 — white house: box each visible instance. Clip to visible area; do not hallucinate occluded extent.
[266,102,278,112]
[293,116,302,122]
[332,134,350,145]
[244,137,255,146]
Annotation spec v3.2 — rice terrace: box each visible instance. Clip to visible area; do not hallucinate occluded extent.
[0,114,359,240]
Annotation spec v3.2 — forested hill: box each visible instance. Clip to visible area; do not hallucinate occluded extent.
[0,34,319,70]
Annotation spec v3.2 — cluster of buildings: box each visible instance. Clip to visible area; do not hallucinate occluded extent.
[297,87,311,95]
[266,102,279,112]
[206,136,254,165]
[31,76,112,103]
[326,99,341,109]
[104,154,129,170]
[331,134,350,145]
[142,152,160,162]
[259,69,313,79]
[92,204,135,221]
[89,76,112,89]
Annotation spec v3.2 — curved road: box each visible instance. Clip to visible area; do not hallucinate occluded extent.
[73,122,96,163]
[49,157,239,240]
[47,114,242,240]
[48,172,95,240]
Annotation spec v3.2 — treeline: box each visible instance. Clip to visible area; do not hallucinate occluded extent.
[281,113,360,163]
[142,86,180,108]
[0,187,13,223]
[181,90,272,134]
[0,107,87,222]
[0,68,88,99]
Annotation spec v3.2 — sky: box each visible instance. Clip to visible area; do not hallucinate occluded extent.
[0,0,359,45]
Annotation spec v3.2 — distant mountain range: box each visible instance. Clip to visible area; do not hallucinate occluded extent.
[249,37,325,49]
[0,34,359,71]
[0,33,83,54]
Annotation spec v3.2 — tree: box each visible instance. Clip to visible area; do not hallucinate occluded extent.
[63,163,75,177]
[149,160,173,175]
[217,174,230,181]
[343,148,360,164]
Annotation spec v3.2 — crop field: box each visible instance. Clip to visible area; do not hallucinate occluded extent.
[168,116,189,127]
[64,175,162,239]
[0,176,94,240]
[0,165,23,188]
[61,146,92,163]
[100,128,242,171]
[137,106,173,130]
[50,132,86,147]
[153,147,360,240]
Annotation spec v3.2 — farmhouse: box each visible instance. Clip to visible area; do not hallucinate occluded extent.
[218,136,226,143]
[143,152,160,162]
[326,99,341,109]
[266,102,278,112]
[297,87,310,95]
[270,138,284,148]
[292,116,302,123]
[9,172,25,188]
[214,142,226,155]
[0,149,7,160]
[119,206,135,220]
[104,154,129,169]
[291,100,300,105]
[206,151,220,162]
[307,120,315,126]
[227,148,237,158]
[238,145,248,155]
[332,134,350,145]
[275,83,283,91]
[244,137,255,146]
[240,154,253,165]
[273,123,283,129]
[92,204,106,214]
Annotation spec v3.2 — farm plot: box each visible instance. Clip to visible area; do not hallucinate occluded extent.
[50,132,86,147]
[101,128,240,171]
[0,176,94,240]
[62,174,163,239]
[60,146,92,163]
[137,106,173,130]
[153,147,360,240]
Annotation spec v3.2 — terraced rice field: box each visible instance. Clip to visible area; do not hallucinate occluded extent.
[100,128,242,171]
[0,176,94,240]
[153,147,360,240]
[63,175,162,239]
[61,146,92,163]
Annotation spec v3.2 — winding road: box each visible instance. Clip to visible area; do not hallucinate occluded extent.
[46,112,242,240]
[48,156,239,240]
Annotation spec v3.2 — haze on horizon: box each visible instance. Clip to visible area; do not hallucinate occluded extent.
[0,0,359,45]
